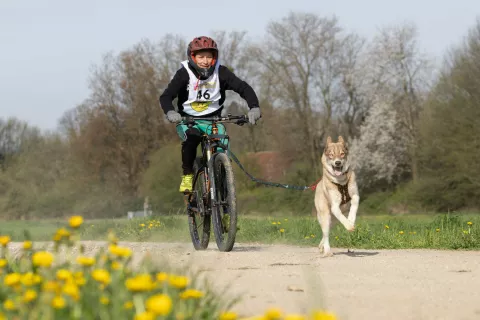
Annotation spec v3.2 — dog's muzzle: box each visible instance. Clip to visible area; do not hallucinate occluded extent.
[332,162,343,176]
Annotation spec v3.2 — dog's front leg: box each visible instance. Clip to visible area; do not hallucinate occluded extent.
[347,194,359,225]
[331,201,355,232]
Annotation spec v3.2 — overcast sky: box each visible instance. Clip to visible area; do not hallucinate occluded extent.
[1,0,478,130]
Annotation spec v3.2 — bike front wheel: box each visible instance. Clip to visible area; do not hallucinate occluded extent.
[187,157,211,250]
[211,152,238,252]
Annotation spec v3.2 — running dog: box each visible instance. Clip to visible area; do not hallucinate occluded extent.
[313,136,359,257]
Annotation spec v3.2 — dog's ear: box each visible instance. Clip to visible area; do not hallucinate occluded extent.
[338,136,349,151]
[326,136,332,145]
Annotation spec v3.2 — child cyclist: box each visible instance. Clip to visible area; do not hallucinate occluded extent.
[159,36,261,193]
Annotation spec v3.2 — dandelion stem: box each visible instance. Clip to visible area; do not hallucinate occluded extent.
[133,293,145,314]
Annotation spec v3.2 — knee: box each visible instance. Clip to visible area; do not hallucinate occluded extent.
[186,127,202,138]
[183,128,202,145]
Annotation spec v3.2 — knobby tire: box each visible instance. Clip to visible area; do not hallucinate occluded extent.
[211,152,238,252]
[188,157,211,250]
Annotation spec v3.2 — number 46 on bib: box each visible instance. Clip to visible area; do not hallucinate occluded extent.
[197,89,211,100]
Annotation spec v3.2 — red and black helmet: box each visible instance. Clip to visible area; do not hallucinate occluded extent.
[187,36,219,79]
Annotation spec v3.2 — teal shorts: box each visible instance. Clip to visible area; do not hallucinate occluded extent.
[175,120,229,151]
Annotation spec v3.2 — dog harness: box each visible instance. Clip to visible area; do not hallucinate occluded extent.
[332,182,351,205]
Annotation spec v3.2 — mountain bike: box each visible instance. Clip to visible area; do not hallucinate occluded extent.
[178,114,248,252]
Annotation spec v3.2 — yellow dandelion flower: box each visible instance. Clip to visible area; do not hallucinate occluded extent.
[32,251,54,268]
[56,269,73,281]
[51,295,66,309]
[265,307,283,319]
[22,289,38,303]
[63,283,80,301]
[3,299,16,311]
[111,261,121,270]
[284,315,305,320]
[384,225,390,229]
[0,236,10,247]
[156,272,168,282]
[43,280,60,292]
[53,228,70,242]
[92,269,111,285]
[100,296,109,305]
[134,312,155,320]
[219,311,238,320]
[124,301,134,310]
[0,259,7,268]
[279,228,285,233]
[74,272,86,287]
[145,293,172,315]
[125,274,155,292]
[311,310,337,320]
[467,221,473,226]
[399,231,404,235]
[76,256,96,267]
[21,272,42,286]
[69,215,83,228]
[107,231,118,244]
[4,273,21,287]
[168,275,189,289]
[179,289,204,299]
[23,240,32,250]
[272,222,277,225]
[108,244,132,258]
[436,228,440,232]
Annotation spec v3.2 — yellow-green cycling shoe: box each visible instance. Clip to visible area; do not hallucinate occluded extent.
[179,174,194,193]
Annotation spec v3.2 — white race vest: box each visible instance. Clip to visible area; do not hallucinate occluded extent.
[181,60,222,116]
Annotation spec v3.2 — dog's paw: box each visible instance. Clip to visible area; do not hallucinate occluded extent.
[345,221,355,232]
[321,251,334,258]
[318,240,325,252]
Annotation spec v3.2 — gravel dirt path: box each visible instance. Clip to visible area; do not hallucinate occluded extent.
[9,241,480,320]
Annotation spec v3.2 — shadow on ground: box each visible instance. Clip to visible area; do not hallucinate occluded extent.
[335,249,380,257]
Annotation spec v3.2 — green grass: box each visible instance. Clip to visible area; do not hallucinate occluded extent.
[0,213,479,250]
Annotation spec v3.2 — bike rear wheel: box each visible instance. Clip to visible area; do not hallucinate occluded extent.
[211,152,238,252]
[187,157,211,250]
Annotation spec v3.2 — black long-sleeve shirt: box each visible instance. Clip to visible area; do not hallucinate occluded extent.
[159,64,259,117]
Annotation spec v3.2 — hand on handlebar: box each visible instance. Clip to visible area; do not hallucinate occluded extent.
[248,107,261,125]
[166,110,182,123]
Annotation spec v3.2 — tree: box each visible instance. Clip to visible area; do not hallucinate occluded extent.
[365,22,433,181]
[349,22,433,191]
[349,98,411,192]
[415,18,480,210]
[0,117,41,170]
[250,12,366,174]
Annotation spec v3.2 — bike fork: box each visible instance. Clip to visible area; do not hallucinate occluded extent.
[206,144,216,203]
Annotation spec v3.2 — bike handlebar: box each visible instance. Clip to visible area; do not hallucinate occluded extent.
[178,114,250,126]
